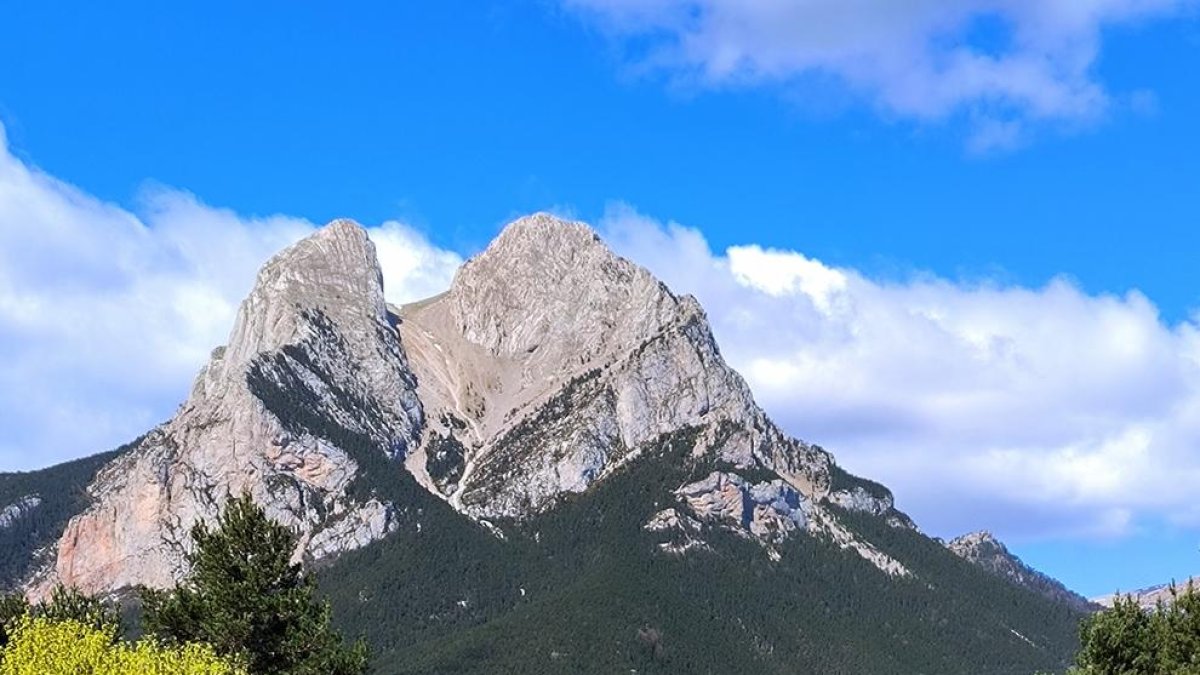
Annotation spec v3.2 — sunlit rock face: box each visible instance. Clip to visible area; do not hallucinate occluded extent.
[0,496,41,530]
[33,221,423,598]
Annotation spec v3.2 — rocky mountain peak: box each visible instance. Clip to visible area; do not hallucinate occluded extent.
[447,212,689,364]
[220,218,386,372]
[947,530,1097,613]
[33,220,423,598]
[394,214,900,575]
[948,530,1002,552]
[490,211,601,254]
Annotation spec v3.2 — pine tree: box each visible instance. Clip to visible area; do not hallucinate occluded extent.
[141,494,368,674]
[1073,593,1157,673]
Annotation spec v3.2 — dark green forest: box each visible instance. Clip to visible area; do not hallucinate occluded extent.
[242,337,1089,674]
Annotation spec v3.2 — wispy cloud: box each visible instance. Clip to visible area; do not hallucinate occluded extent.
[0,124,460,471]
[564,0,1191,147]
[600,203,1200,541]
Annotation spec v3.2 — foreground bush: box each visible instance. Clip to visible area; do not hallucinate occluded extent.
[0,616,244,674]
[1072,581,1200,674]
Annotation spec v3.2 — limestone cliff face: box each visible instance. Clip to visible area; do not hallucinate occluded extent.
[947,531,1098,613]
[33,221,423,597]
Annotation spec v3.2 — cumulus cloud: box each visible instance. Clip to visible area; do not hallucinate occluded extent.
[6,117,1199,545]
[564,0,1191,145]
[599,203,1200,541]
[0,124,461,471]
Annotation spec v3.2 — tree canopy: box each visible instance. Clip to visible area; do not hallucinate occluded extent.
[141,494,367,675]
[1073,582,1200,674]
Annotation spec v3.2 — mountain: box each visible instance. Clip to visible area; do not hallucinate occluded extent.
[946,531,1099,613]
[1093,576,1200,610]
[1,214,1089,673]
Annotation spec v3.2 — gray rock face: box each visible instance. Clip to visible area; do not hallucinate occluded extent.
[0,495,41,529]
[678,471,811,543]
[673,470,909,574]
[31,221,423,598]
[828,486,892,517]
[947,531,1097,612]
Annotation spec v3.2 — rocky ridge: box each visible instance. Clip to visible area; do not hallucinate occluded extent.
[947,531,1098,613]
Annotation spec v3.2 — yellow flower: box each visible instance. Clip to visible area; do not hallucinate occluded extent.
[0,616,245,675]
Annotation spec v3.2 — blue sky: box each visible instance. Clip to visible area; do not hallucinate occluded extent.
[2,1,1199,597]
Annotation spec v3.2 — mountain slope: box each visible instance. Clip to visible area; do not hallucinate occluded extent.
[947,531,1099,613]
[317,437,1085,674]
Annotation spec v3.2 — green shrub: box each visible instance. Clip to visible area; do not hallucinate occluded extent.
[1073,581,1200,674]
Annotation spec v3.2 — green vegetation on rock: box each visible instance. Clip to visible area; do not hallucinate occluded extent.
[318,429,1086,674]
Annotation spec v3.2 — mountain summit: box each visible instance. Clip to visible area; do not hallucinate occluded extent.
[946,530,1098,613]
[33,218,424,595]
[3,214,1090,673]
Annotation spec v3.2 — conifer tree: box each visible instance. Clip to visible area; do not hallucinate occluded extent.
[141,494,368,674]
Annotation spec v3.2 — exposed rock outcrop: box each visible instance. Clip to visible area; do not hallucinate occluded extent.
[948,531,1097,612]
[0,495,41,529]
[671,470,910,575]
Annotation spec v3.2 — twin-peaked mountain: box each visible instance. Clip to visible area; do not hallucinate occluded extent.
[1,215,1088,673]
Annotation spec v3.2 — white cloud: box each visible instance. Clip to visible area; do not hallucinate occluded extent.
[564,0,1191,144]
[370,222,465,304]
[0,125,461,471]
[599,203,1200,542]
